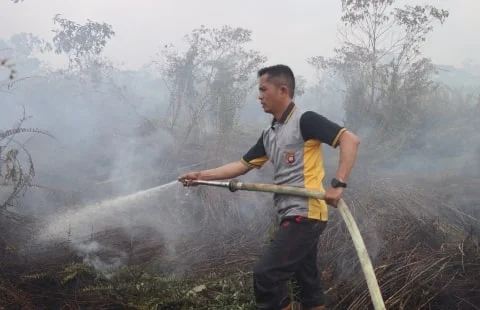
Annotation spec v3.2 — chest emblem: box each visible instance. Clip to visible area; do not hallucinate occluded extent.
[285,151,296,164]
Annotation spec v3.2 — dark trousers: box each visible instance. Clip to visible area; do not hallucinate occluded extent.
[253,216,327,310]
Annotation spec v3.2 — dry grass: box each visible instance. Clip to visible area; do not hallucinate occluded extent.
[317,174,480,309]
[0,173,479,309]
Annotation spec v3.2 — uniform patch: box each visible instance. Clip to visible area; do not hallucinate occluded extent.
[285,151,296,164]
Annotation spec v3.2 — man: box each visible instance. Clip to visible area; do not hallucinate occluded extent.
[178,64,360,310]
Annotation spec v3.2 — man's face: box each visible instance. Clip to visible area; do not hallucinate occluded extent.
[258,74,286,114]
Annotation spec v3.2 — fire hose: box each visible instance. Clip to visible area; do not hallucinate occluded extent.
[182,178,386,310]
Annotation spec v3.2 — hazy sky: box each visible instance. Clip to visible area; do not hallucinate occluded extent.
[1,0,478,81]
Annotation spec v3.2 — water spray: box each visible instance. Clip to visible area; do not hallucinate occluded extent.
[183,178,386,310]
[39,180,179,241]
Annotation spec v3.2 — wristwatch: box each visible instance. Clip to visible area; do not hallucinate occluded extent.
[331,178,347,188]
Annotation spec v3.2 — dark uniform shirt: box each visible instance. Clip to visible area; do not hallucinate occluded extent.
[241,102,346,221]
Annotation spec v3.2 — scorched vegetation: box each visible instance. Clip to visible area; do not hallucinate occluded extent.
[1,0,479,309]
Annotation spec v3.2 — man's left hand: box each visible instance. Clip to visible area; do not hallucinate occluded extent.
[324,187,344,207]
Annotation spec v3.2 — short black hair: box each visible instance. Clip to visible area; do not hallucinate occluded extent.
[257,64,296,98]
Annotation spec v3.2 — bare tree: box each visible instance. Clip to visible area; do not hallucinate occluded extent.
[51,14,115,74]
[158,25,267,151]
[308,0,449,157]
[0,15,118,209]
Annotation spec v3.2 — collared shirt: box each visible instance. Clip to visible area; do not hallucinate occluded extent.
[241,102,346,221]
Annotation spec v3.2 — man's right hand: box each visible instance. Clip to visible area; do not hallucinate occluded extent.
[178,171,202,186]
[177,161,251,187]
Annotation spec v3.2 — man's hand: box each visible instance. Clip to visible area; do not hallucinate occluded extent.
[178,171,202,186]
[178,161,251,187]
[324,187,344,207]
